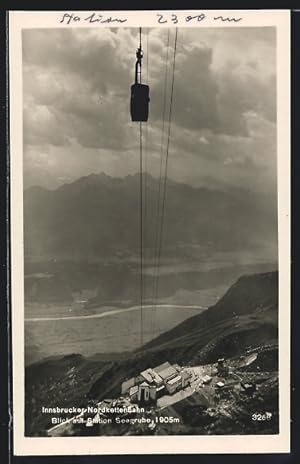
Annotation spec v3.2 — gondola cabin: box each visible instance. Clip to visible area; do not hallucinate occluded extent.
[130,83,150,122]
[130,33,150,122]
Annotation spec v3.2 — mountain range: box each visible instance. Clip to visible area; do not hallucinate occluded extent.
[24,172,278,260]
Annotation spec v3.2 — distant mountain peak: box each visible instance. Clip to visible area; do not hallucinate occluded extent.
[24,173,278,260]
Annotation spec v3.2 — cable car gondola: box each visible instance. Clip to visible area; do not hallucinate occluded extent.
[130,29,150,122]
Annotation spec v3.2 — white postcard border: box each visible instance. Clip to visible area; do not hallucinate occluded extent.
[9,9,291,455]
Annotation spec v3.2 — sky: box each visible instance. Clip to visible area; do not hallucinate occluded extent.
[23,26,277,194]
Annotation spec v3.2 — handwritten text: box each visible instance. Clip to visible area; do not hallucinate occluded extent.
[59,12,243,27]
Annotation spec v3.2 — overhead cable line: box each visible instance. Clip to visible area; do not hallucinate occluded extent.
[152,28,178,336]
[143,28,149,313]
[138,27,144,347]
[151,28,170,335]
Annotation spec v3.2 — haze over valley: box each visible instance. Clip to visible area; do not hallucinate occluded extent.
[24,173,277,365]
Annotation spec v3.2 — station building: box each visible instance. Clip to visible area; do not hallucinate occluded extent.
[121,361,193,405]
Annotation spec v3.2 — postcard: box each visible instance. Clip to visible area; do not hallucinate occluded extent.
[9,9,290,455]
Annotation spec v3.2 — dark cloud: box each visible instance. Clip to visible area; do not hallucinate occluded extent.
[23,28,137,150]
[150,34,276,137]
[151,45,221,133]
[22,27,276,194]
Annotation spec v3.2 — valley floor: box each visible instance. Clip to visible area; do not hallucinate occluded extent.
[25,304,205,365]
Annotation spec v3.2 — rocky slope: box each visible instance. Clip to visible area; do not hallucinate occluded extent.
[25,271,278,436]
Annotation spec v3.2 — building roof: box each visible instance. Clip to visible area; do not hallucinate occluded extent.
[216,381,225,388]
[167,375,182,385]
[159,366,178,381]
[181,370,192,380]
[156,385,166,392]
[140,381,149,387]
[202,375,212,383]
[140,370,153,384]
[129,385,138,396]
[140,368,163,384]
[153,361,172,374]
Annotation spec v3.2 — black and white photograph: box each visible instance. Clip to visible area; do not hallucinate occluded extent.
[9,10,290,455]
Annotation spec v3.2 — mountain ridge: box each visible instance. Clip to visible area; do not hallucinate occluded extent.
[24,172,261,195]
[24,172,278,260]
[141,271,278,353]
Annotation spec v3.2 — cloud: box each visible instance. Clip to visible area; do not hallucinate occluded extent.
[23,28,138,150]
[22,26,276,194]
[159,44,221,133]
[150,28,276,137]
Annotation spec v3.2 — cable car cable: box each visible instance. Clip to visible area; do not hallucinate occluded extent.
[139,27,142,53]
[140,119,144,347]
[143,28,149,315]
[152,29,173,330]
[151,28,170,336]
[152,28,178,336]
[138,26,144,347]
